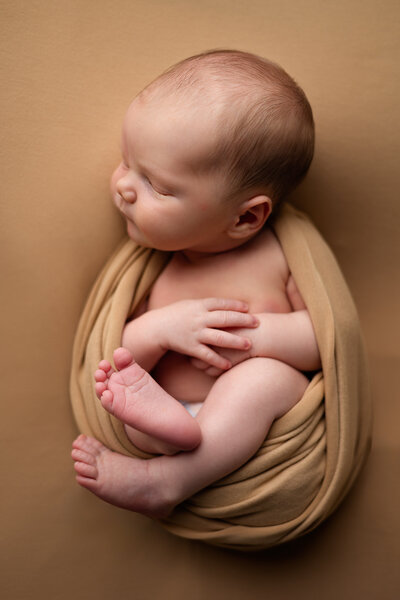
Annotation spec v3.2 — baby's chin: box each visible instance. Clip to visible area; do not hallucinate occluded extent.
[125,224,166,251]
[125,220,148,245]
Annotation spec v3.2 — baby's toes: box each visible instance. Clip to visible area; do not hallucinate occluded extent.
[83,436,108,454]
[95,381,107,399]
[99,359,113,374]
[74,461,98,479]
[94,368,107,383]
[72,434,108,458]
[100,389,114,413]
[72,434,88,451]
[71,448,97,466]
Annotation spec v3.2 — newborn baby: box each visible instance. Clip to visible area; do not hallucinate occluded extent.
[72,49,320,518]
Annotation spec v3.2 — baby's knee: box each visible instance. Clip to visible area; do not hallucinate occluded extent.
[255,356,308,386]
[238,357,309,414]
[261,358,309,413]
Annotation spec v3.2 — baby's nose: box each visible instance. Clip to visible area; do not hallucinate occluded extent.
[119,189,136,203]
[116,179,136,204]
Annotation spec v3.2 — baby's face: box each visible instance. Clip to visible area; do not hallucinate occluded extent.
[111,94,236,252]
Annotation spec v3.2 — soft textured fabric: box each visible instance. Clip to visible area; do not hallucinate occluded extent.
[70,203,372,550]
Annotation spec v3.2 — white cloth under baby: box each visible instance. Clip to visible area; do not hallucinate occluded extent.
[179,400,203,417]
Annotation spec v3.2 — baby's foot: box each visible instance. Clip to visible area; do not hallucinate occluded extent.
[94,348,201,451]
[71,435,176,518]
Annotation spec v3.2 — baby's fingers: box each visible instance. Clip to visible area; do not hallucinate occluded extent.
[203,298,249,313]
[200,329,252,350]
[190,357,225,377]
[196,345,231,370]
[190,357,209,370]
[205,366,224,377]
[206,310,259,329]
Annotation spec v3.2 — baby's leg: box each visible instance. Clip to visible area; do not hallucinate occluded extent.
[94,347,201,453]
[73,358,308,516]
[156,357,309,501]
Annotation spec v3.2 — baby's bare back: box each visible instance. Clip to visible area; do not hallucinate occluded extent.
[145,228,292,403]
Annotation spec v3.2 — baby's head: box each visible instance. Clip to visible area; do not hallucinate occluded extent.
[142,49,314,210]
[112,50,314,252]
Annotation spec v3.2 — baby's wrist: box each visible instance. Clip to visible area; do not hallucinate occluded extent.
[148,307,171,351]
[244,319,262,358]
[247,314,271,358]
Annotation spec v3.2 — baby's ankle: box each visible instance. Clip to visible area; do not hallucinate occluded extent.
[145,458,183,517]
[124,425,181,456]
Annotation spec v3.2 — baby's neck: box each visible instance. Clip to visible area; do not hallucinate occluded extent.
[178,249,227,265]
[178,232,261,265]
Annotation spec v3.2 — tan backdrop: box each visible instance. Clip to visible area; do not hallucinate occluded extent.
[1,1,399,598]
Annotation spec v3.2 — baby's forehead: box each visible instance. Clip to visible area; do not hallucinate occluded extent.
[123,92,223,173]
[139,81,216,115]
[130,86,224,140]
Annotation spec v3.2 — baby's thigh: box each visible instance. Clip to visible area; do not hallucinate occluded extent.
[212,357,309,419]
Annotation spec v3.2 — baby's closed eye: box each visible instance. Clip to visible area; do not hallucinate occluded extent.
[143,175,172,197]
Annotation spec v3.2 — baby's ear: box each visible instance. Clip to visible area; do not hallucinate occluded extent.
[227,195,272,239]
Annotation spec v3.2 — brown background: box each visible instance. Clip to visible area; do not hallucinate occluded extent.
[1,1,399,598]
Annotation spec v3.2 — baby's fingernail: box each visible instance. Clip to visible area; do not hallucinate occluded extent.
[252,317,259,326]
[244,339,252,349]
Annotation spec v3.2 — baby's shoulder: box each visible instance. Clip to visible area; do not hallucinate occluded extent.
[236,227,291,311]
[249,227,289,275]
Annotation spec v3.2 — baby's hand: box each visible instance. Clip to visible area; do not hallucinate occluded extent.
[190,321,261,375]
[190,337,253,376]
[156,298,259,370]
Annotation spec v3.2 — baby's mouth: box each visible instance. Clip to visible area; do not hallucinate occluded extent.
[114,195,130,219]
[122,210,136,229]
[114,193,124,210]
[121,210,132,223]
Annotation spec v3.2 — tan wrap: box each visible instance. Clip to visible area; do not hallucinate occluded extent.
[70,203,372,550]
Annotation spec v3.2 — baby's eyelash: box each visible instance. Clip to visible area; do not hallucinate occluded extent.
[143,175,170,196]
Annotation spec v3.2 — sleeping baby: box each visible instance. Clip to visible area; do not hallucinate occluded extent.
[71,49,321,518]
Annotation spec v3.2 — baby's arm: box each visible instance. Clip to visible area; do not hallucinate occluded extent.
[249,309,321,372]
[121,298,259,372]
[251,272,320,371]
[192,275,321,375]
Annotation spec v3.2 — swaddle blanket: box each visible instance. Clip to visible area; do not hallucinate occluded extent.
[70,203,372,550]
